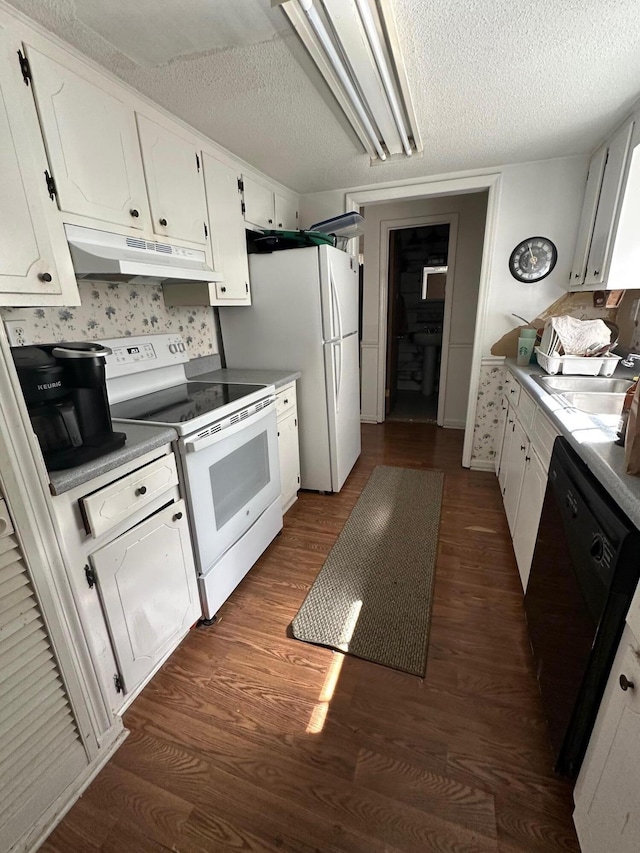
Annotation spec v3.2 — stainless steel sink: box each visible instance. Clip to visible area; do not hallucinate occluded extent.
[534,375,634,394]
[557,391,626,416]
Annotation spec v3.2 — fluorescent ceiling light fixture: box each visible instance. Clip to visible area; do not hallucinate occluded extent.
[282,0,421,162]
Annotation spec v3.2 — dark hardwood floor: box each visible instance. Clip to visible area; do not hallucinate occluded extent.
[41,423,580,853]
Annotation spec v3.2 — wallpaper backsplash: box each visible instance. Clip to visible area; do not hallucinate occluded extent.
[0,281,218,356]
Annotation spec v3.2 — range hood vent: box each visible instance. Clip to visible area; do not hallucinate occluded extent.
[65,224,223,286]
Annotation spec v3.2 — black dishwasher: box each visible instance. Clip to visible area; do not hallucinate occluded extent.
[524,437,640,778]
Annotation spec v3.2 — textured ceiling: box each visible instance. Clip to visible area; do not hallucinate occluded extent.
[6,0,640,193]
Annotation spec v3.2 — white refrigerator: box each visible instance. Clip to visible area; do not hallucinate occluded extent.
[218,245,361,493]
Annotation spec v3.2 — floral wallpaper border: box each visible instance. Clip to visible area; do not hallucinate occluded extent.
[471,360,505,464]
[0,281,218,357]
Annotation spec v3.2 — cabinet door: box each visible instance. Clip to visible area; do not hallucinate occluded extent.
[278,410,300,513]
[512,446,546,591]
[585,120,634,287]
[0,27,78,306]
[90,500,199,694]
[24,42,150,232]
[503,417,528,535]
[569,145,607,287]
[274,193,299,230]
[137,114,208,245]
[498,405,515,493]
[494,397,508,476]
[203,154,250,303]
[574,642,640,853]
[242,175,274,230]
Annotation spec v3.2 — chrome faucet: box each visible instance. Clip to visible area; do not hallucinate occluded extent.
[621,353,640,368]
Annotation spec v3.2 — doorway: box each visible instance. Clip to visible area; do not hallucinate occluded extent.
[385,222,451,423]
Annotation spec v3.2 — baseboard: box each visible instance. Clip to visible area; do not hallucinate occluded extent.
[442,419,466,430]
[470,458,496,472]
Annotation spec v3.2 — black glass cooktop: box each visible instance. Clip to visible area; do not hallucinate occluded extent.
[110,382,266,425]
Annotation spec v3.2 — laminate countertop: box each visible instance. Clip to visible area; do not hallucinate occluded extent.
[48,422,177,496]
[506,359,640,530]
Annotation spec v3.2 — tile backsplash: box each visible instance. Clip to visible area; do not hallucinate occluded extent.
[1,281,218,356]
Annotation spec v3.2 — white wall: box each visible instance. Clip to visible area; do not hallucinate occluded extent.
[361,193,488,426]
[299,155,589,439]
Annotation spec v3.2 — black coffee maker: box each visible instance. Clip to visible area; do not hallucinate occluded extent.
[13,342,126,471]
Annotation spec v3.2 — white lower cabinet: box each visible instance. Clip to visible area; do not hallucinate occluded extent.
[574,629,640,852]
[512,446,547,590]
[276,381,300,513]
[502,416,529,535]
[90,498,199,694]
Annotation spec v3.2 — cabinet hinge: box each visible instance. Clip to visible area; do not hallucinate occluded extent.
[17,49,31,85]
[195,152,201,172]
[295,418,297,427]
[237,178,244,193]
[245,282,249,294]
[44,170,57,202]
[113,673,124,694]
[297,475,300,484]
[84,564,96,589]
[241,200,246,216]
[204,222,208,238]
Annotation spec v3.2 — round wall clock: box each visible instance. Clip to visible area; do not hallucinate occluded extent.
[509,237,557,283]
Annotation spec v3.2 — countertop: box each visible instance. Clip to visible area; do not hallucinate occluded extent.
[190,367,302,389]
[506,359,640,530]
[48,422,178,496]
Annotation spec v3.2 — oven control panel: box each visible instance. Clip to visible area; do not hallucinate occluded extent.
[102,334,190,378]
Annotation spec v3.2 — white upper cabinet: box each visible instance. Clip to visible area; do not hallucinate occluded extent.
[242,174,275,230]
[274,193,299,231]
[23,41,151,233]
[569,145,607,287]
[0,25,78,306]
[136,114,208,246]
[203,154,250,303]
[584,119,634,287]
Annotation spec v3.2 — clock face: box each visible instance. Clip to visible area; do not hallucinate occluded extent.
[509,237,557,282]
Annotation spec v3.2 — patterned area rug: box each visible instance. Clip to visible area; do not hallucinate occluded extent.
[291,465,444,676]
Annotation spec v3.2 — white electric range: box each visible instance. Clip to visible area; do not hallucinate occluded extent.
[103,334,282,622]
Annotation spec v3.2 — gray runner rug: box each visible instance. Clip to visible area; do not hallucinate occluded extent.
[291,465,444,676]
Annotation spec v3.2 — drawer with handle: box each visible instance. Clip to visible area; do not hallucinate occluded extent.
[276,383,296,419]
[81,454,179,538]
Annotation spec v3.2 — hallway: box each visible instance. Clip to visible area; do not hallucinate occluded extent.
[41,423,579,853]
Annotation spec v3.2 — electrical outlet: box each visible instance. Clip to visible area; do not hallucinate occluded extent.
[4,320,28,347]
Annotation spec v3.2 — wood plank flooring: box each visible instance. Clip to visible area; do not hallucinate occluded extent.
[41,423,580,853]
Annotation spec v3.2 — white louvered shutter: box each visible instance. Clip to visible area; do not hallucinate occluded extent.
[0,502,87,853]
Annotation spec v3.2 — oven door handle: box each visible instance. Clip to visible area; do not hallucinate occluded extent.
[182,398,276,453]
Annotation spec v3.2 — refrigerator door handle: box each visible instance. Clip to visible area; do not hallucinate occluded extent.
[333,340,343,413]
[329,262,343,341]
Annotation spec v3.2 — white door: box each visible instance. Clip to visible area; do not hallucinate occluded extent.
[494,397,508,476]
[0,26,78,306]
[585,119,634,287]
[274,193,298,230]
[242,175,274,230]
[24,42,150,232]
[503,417,528,535]
[498,406,514,493]
[278,410,300,512]
[319,246,359,340]
[324,332,361,492]
[137,114,208,245]
[90,499,199,694]
[180,406,280,574]
[203,154,250,302]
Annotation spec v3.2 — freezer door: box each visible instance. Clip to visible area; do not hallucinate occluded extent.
[324,332,361,491]
[319,246,359,341]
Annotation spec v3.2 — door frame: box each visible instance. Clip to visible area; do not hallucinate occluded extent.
[347,171,501,468]
[379,213,459,427]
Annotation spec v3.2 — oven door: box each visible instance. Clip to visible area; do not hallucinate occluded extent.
[179,403,280,574]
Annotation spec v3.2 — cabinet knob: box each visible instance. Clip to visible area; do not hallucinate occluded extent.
[278,222,283,228]
[129,208,139,218]
[593,270,600,276]
[220,286,226,293]
[173,511,183,521]
[520,444,526,452]
[159,218,168,227]
[620,673,635,692]
[135,485,147,496]
[38,272,53,282]
[283,399,288,404]
[268,219,273,224]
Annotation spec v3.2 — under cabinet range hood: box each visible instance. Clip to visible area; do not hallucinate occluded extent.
[64,224,223,285]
